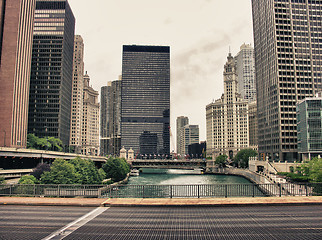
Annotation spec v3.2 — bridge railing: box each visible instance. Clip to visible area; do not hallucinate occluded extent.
[0,183,321,198]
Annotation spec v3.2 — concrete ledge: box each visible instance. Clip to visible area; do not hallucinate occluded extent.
[102,196,322,207]
[0,196,321,207]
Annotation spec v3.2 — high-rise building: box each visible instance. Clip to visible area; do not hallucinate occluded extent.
[235,43,256,102]
[81,73,99,156]
[248,101,258,149]
[179,125,199,157]
[100,77,121,157]
[121,45,170,156]
[297,97,322,161]
[176,116,189,155]
[0,0,35,148]
[70,35,84,152]
[28,0,75,146]
[206,53,249,159]
[252,0,322,161]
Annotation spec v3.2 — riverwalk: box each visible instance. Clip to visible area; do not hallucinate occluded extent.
[0,196,321,207]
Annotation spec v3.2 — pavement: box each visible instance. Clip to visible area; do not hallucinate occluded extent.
[0,196,321,207]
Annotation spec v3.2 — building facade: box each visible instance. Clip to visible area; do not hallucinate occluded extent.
[206,53,249,159]
[248,100,258,149]
[252,0,322,161]
[179,125,199,157]
[70,35,84,153]
[121,45,170,156]
[0,0,35,148]
[176,116,189,155]
[28,0,75,146]
[235,43,256,102]
[100,78,121,157]
[81,73,99,155]
[297,97,322,161]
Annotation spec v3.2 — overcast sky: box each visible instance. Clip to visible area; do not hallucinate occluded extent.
[68,0,254,150]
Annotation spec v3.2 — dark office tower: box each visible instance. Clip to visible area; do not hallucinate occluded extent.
[28,0,75,146]
[252,0,322,161]
[100,78,121,157]
[121,45,170,156]
[0,0,35,148]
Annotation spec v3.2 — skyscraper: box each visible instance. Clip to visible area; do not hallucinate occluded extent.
[206,53,249,159]
[176,116,189,155]
[179,125,199,157]
[121,45,170,156]
[235,43,256,102]
[28,0,75,146]
[70,35,84,152]
[252,0,322,161]
[100,77,121,157]
[0,0,35,148]
[81,73,100,156]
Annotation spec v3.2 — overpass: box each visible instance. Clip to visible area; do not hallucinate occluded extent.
[130,159,207,170]
[0,147,107,169]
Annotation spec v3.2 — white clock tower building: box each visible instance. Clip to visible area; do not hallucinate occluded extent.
[206,52,249,160]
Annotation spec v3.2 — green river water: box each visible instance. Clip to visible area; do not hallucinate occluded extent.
[127,168,252,185]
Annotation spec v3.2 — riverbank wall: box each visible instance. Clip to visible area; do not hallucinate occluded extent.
[209,167,272,185]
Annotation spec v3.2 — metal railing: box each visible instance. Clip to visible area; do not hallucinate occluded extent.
[0,183,321,198]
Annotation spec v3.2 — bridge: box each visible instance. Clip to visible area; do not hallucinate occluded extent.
[130,159,207,170]
[0,147,107,169]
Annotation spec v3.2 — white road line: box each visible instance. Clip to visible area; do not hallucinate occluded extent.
[42,207,109,240]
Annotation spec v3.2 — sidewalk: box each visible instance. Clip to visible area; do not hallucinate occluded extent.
[0,196,321,207]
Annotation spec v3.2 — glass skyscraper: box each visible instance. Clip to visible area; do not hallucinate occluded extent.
[252,0,322,161]
[121,45,170,157]
[28,0,75,146]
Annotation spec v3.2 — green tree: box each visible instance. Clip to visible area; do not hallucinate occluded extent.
[41,159,79,184]
[47,137,63,151]
[18,175,38,184]
[102,157,130,182]
[301,157,322,182]
[234,149,258,168]
[215,155,228,167]
[98,168,107,181]
[0,177,5,184]
[69,157,101,184]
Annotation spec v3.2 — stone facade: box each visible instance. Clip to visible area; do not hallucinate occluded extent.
[206,53,249,159]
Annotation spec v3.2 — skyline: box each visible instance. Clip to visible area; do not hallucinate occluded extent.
[68,0,254,145]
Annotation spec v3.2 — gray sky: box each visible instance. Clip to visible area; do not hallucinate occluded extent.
[68,0,254,150]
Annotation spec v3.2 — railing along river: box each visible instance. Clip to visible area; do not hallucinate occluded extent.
[0,183,321,198]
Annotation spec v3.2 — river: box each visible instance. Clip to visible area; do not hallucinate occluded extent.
[127,168,252,185]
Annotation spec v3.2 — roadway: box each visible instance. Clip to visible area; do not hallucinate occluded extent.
[0,204,321,239]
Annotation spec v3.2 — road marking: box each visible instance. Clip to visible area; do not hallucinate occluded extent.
[42,207,108,240]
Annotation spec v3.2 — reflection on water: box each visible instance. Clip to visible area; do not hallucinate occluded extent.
[128,168,252,185]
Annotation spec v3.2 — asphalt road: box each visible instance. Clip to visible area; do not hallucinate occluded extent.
[0,205,321,240]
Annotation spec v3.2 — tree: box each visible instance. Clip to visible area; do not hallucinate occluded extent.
[102,157,130,182]
[301,157,322,182]
[31,163,51,180]
[18,175,38,184]
[41,159,79,184]
[98,168,107,181]
[234,149,258,168]
[0,177,5,184]
[215,155,228,167]
[47,137,63,151]
[27,134,63,151]
[69,157,102,184]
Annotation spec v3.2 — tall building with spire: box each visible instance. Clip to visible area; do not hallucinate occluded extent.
[81,72,100,155]
[28,0,75,146]
[70,35,84,152]
[252,0,322,161]
[0,0,35,148]
[206,53,249,159]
